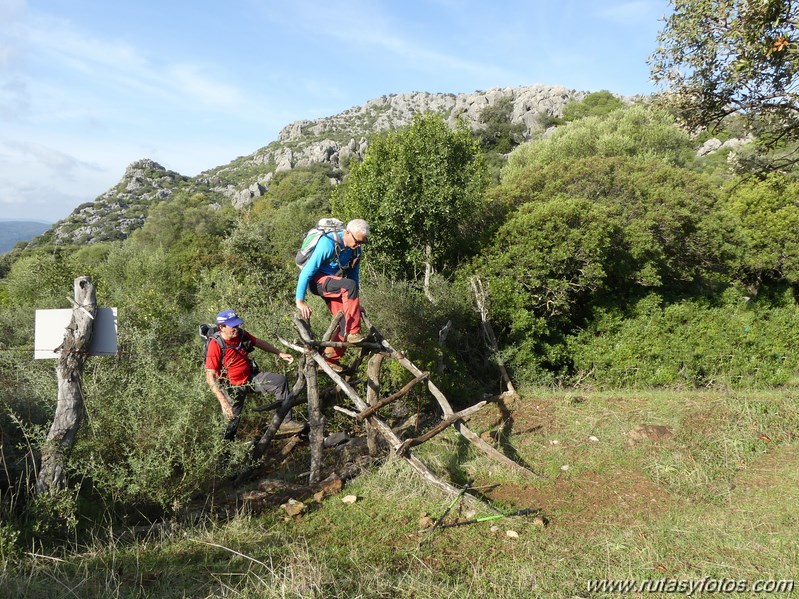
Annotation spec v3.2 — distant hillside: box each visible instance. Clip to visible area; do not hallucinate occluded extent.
[40,84,598,246]
[0,221,50,253]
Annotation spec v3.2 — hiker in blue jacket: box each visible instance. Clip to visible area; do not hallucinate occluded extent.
[295,219,369,371]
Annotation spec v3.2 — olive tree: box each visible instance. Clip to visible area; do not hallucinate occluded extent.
[650,0,799,170]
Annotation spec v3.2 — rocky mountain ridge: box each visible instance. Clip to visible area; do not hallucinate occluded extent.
[42,84,591,245]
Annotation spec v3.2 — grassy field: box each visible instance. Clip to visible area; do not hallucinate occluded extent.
[3,387,799,598]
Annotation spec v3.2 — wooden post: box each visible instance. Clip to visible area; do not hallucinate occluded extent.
[36,276,96,494]
[365,353,384,456]
[322,310,344,341]
[305,350,324,484]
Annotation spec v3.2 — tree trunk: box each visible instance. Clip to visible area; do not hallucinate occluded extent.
[306,352,324,484]
[470,276,517,396]
[423,243,434,302]
[365,353,384,456]
[36,276,96,494]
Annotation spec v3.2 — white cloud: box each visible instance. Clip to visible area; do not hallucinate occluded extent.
[11,13,264,124]
[0,77,29,118]
[0,175,90,222]
[258,1,520,84]
[0,45,14,68]
[0,0,26,22]
[167,63,245,109]
[2,140,102,178]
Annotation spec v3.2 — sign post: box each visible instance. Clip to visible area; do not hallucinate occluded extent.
[35,276,116,494]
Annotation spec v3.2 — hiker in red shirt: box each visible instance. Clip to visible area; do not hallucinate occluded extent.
[205,309,303,439]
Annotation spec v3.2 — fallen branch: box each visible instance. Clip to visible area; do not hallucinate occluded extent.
[357,372,429,420]
[396,401,487,456]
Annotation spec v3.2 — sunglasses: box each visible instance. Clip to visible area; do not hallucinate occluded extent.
[347,230,367,246]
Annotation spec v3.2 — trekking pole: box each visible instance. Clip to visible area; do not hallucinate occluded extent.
[436,507,539,529]
[428,479,473,533]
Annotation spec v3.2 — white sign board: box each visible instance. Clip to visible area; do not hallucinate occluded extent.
[34,308,118,359]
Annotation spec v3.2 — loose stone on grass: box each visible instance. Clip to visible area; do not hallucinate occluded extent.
[282,498,306,517]
[626,424,673,446]
[418,512,435,529]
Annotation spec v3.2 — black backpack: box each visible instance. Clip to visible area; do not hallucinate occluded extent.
[199,324,258,378]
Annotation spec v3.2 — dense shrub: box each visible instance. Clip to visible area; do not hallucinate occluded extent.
[723,172,799,290]
[569,288,799,388]
[561,90,625,123]
[502,105,694,182]
[71,326,231,507]
[359,273,492,404]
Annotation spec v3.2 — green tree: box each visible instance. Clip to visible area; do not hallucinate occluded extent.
[131,191,235,251]
[248,164,338,265]
[724,172,799,292]
[472,196,618,382]
[333,113,489,300]
[475,149,738,381]
[256,164,338,209]
[3,249,75,309]
[562,90,625,122]
[650,0,799,170]
[497,155,735,291]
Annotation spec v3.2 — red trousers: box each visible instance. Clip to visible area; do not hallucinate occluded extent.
[312,275,361,362]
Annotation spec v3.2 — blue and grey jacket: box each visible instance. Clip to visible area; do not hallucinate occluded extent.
[295,231,361,301]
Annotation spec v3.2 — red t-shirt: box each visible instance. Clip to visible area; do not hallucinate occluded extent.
[205,329,258,386]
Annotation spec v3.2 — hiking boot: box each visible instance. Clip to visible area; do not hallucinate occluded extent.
[344,331,366,344]
[325,359,344,373]
[278,418,306,435]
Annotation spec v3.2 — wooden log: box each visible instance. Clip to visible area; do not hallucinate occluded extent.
[36,276,96,494]
[306,351,324,484]
[304,340,383,351]
[357,371,429,420]
[282,328,479,502]
[361,313,539,478]
[290,314,380,350]
[292,315,315,343]
[395,402,487,456]
[333,405,360,418]
[322,310,344,342]
[365,353,384,455]
[277,335,306,354]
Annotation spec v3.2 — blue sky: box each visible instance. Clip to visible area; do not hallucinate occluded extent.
[0,0,671,223]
